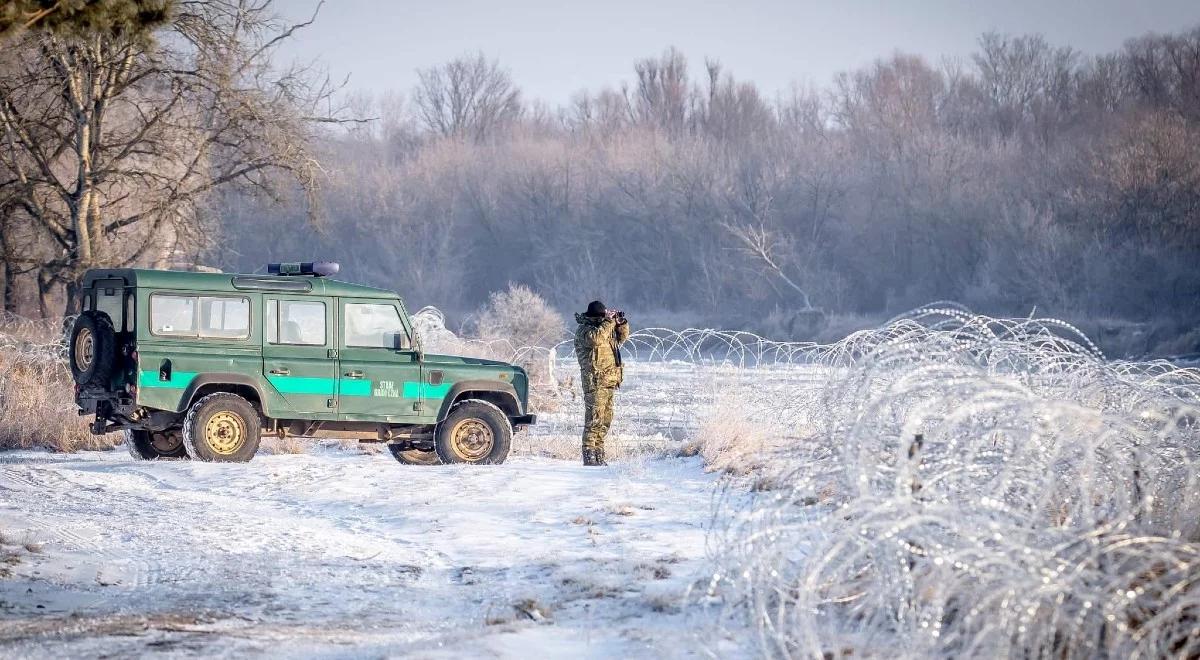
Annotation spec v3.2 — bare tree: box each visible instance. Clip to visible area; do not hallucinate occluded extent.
[699,59,774,141]
[632,47,691,133]
[0,0,337,314]
[412,53,521,142]
[1124,26,1200,123]
[721,220,815,310]
[973,32,1078,140]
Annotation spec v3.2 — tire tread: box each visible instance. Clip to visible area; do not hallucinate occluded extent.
[182,392,261,462]
[433,399,512,465]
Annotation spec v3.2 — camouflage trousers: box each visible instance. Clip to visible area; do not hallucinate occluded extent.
[581,386,615,452]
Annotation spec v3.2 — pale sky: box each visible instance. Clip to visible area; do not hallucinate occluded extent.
[276,0,1200,106]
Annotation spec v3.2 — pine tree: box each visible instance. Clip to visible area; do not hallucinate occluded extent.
[0,0,172,38]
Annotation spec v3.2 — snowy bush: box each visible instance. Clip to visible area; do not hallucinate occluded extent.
[704,306,1200,658]
[472,283,566,351]
[412,288,568,413]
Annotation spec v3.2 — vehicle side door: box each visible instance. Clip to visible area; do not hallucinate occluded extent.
[261,296,338,420]
[337,299,422,421]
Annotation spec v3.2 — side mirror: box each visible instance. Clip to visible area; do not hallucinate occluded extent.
[393,332,412,351]
[393,331,422,360]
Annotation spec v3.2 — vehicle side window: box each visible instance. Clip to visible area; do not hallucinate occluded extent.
[198,297,250,339]
[344,303,409,349]
[266,299,326,346]
[150,294,249,339]
[150,295,197,336]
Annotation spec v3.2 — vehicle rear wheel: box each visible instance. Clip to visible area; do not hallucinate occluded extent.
[125,428,189,460]
[69,311,117,388]
[182,393,261,463]
[433,400,511,465]
[387,445,441,465]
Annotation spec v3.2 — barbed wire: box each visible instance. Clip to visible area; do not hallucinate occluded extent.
[692,307,1199,658]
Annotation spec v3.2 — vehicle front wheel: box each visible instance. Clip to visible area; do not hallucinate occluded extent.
[125,428,189,460]
[182,393,261,463]
[387,445,441,465]
[433,401,511,465]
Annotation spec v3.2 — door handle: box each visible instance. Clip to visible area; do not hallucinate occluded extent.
[269,368,291,376]
[344,370,364,379]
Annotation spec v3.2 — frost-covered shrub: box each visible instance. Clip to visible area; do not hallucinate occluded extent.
[411,295,568,412]
[706,306,1200,658]
[0,313,119,451]
[472,283,566,351]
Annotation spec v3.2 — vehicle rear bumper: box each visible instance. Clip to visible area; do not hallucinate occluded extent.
[511,414,537,427]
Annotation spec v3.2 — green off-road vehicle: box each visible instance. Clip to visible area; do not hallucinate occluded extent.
[69,263,534,464]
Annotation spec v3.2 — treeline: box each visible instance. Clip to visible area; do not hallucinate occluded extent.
[2,8,1198,340]
[220,28,1200,334]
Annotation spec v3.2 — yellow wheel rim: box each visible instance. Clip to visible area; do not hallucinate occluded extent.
[450,419,494,461]
[74,327,94,371]
[204,411,246,455]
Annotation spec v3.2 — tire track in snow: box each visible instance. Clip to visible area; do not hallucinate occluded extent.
[2,464,111,553]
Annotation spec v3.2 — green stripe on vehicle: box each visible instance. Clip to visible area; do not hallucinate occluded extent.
[267,375,336,395]
[265,376,444,399]
[139,370,198,389]
[402,381,452,400]
[339,379,373,397]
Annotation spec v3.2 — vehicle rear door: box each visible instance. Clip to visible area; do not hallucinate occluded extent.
[261,296,338,419]
[337,298,422,421]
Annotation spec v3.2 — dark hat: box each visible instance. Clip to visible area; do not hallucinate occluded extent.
[585,300,607,318]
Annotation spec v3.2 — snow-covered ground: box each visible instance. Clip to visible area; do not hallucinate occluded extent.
[0,352,792,659]
[8,310,1192,658]
[0,449,735,658]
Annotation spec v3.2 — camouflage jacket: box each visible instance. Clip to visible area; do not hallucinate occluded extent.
[573,313,631,391]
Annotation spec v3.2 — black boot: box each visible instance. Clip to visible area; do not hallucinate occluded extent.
[582,448,596,466]
[594,446,608,467]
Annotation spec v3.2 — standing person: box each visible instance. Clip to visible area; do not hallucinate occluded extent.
[573,300,630,466]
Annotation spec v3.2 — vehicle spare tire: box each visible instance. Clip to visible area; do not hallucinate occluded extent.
[69,311,117,388]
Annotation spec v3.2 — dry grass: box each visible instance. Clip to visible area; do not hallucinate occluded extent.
[690,401,779,476]
[513,429,669,463]
[514,432,578,460]
[0,315,120,452]
[0,529,42,579]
